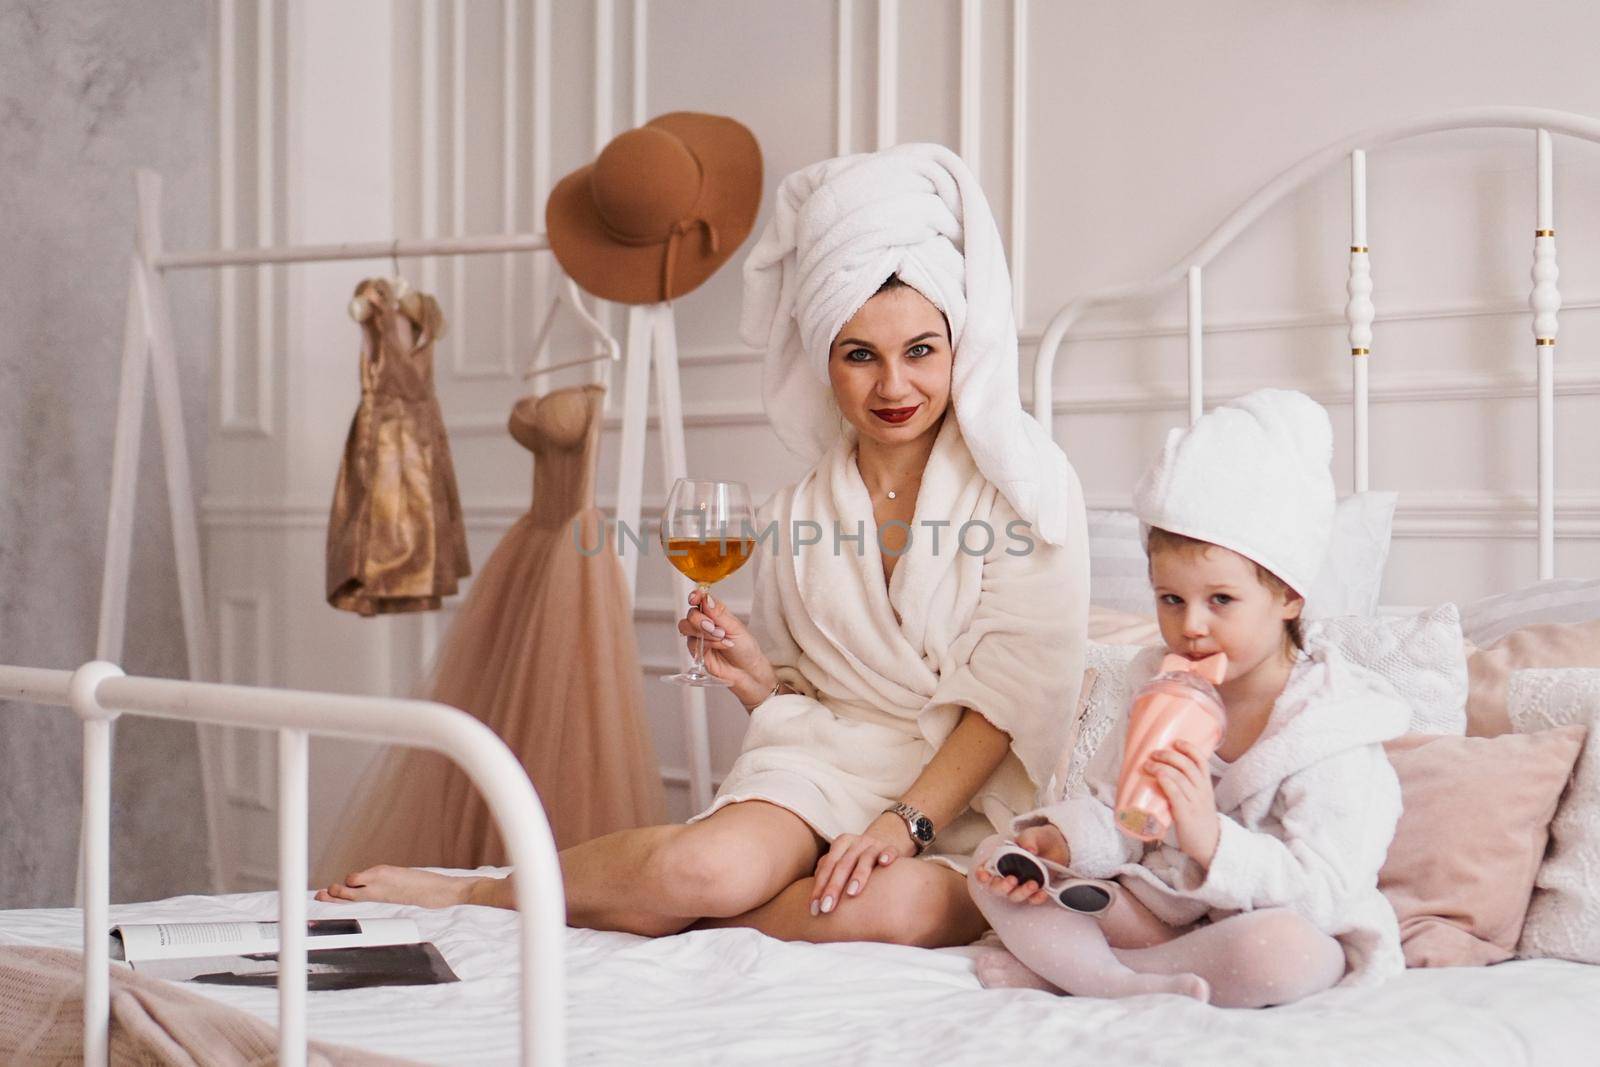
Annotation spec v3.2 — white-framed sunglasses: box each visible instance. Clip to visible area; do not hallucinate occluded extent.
[986,842,1117,915]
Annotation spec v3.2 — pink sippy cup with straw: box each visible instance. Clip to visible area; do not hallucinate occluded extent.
[1115,652,1229,841]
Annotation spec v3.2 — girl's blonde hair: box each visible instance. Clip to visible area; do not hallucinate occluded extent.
[1145,527,1305,652]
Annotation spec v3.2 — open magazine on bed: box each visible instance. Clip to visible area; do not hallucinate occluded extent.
[109,917,459,990]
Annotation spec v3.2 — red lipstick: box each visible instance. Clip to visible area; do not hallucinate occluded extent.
[871,405,919,424]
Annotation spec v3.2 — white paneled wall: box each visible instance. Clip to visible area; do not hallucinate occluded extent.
[201,0,1600,887]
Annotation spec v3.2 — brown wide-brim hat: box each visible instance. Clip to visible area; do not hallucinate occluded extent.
[547,112,763,305]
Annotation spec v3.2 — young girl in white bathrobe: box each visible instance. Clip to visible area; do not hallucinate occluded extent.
[970,389,1410,1008]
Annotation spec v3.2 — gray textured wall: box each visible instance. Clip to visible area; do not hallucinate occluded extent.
[1,1,215,907]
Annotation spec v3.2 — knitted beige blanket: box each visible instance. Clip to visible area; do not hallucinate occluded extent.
[0,946,411,1065]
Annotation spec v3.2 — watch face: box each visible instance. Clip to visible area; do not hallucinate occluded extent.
[912,816,935,842]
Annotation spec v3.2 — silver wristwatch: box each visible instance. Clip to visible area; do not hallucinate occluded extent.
[888,802,936,856]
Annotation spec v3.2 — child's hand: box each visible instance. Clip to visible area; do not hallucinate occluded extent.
[971,826,1071,906]
[1148,740,1221,868]
[1015,825,1070,867]
[972,863,1052,905]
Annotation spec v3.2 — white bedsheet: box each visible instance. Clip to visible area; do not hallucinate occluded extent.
[4,874,1599,1066]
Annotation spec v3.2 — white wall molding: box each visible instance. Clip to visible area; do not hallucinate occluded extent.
[656,297,1600,377]
[249,0,277,434]
[1049,291,1600,345]
[216,592,275,812]
[836,0,854,155]
[958,0,981,167]
[216,0,237,435]
[202,490,1600,541]
[447,400,769,434]
[530,0,553,369]
[500,0,520,376]
[432,365,1600,434]
[594,0,614,149]
[876,0,897,148]
[669,291,1600,369]
[421,0,441,302]
[632,0,648,126]
[1043,367,1600,415]
[216,0,278,438]
[1009,0,1028,324]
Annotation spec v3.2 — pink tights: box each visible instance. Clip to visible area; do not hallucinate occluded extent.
[967,843,1346,1008]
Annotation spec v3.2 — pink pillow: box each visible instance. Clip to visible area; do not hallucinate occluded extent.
[1379,726,1587,967]
[1466,619,1600,737]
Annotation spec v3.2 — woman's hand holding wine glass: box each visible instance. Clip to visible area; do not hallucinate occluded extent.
[675,588,782,709]
[661,478,760,689]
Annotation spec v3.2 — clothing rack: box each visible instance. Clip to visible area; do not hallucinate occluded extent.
[102,168,716,896]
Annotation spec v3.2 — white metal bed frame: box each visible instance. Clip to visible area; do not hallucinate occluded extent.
[1032,105,1586,582]
[0,660,565,1066]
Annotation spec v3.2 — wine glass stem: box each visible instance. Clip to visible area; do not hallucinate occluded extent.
[693,582,711,675]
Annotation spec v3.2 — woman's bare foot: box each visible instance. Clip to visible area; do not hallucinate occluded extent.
[974,947,1063,993]
[314,865,485,909]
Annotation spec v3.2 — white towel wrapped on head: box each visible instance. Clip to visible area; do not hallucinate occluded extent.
[1133,388,1336,597]
[741,143,1075,547]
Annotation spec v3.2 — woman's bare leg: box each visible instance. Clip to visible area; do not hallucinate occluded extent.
[698,858,988,949]
[316,801,822,937]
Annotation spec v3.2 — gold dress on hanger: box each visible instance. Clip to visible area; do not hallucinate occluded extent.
[327,278,471,615]
[317,383,665,875]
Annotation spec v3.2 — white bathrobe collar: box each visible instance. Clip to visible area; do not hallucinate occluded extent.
[1212,632,1411,812]
[792,415,979,687]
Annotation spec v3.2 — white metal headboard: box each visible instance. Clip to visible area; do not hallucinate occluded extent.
[1032,105,1597,581]
[0,661,565,1067]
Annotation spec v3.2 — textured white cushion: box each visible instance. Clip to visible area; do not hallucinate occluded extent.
[1054,642,1147,803]
[1309,604,1468,734]
[1509,668,1600,964]
[1303,491,1398,620]
[1462,579,1600,646]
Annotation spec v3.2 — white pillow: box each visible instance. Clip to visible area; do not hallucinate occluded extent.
[1086,509,1153,616]
[1462,578,1600,646]
[1309,603,1468,734]
[1303,491,1398,620]
[1090,491,1396,621]
[1509,667,1600,963]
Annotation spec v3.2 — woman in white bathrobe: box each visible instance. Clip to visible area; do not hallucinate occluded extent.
[319,145,1089,950]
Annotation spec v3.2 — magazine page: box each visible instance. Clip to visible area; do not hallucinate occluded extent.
[111,917,419,962]
[133,942,461,990]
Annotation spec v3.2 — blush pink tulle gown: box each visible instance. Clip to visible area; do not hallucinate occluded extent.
[317,383,665,879]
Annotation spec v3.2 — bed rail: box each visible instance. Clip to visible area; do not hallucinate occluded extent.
[0,661,565,1067]
[1031,105,1597,581]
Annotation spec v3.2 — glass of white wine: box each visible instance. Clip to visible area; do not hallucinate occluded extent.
[660,478,757,687]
